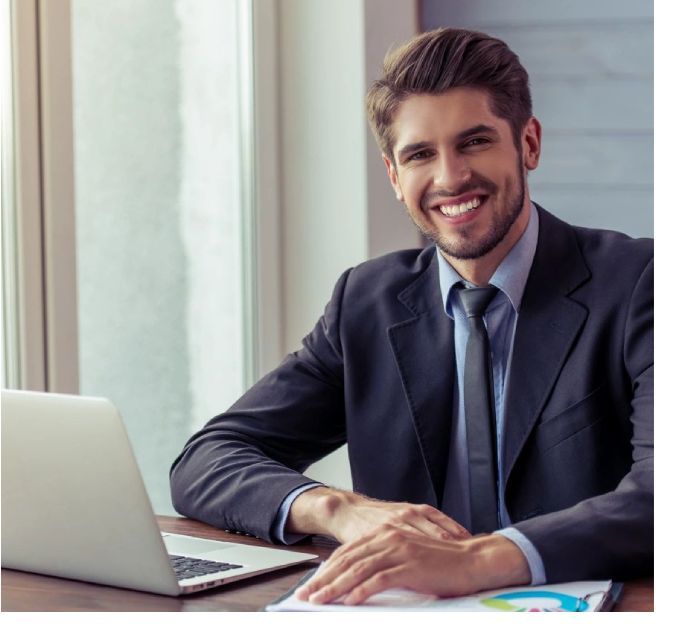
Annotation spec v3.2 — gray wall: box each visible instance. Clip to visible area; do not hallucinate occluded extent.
[422,0,654,238]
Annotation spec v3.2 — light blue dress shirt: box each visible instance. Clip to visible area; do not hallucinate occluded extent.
[438,203,545,585]
[272,204,546,585]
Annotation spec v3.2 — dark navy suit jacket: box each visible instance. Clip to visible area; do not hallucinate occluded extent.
[170,206,654,582]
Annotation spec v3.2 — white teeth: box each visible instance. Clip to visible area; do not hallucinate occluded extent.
[438,197,482,217]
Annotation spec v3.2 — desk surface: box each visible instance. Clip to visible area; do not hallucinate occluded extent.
[2,516,654,612]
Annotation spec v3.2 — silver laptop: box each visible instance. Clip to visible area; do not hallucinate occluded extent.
[1,389,317,596]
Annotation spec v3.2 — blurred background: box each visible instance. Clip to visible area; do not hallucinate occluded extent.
[1,0,653,516]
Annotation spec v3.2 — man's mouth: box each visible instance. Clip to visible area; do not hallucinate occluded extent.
[434,195,486,218]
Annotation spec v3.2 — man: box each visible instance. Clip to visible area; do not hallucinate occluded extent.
[170,28,653,605]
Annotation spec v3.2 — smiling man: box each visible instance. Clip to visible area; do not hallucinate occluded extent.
[171,28,653,605]
[383,89,536,284]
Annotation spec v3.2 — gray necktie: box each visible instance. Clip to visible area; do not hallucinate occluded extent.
[457,285,500,534]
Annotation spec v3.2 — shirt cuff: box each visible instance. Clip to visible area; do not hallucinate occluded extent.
[495,526,547,586]
[271,482,325,544]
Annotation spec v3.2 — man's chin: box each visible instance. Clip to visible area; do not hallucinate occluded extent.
[437,239,500,261]
[431,204,525,261]
[430,226,503,261]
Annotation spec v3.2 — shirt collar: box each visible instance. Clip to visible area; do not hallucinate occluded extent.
[437,202,539,316]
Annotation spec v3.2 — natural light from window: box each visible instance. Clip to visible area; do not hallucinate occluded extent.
[71,0,253,515]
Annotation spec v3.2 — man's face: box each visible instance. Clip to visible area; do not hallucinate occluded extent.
[384,88,539,261]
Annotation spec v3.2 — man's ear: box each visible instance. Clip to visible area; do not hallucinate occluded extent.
[521,116,542,171]
[382,154,404,202]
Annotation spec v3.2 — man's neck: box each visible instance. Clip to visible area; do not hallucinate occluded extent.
[441,200,532,287]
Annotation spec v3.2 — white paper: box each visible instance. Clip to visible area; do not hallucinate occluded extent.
[267,579,613,612]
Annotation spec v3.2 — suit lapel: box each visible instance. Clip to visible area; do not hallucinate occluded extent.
[385,209,592,507]
[387,255,455,505]
[502,208,591,485]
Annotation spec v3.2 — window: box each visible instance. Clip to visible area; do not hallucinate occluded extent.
[71,0,256,514]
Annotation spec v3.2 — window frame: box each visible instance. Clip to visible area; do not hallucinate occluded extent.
[5,0,279,393]
[3,0,56,392]
[2,0,21,389]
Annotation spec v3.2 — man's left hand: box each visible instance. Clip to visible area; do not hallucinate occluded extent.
[295,526,531,606]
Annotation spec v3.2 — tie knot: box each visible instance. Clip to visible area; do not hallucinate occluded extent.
[457,285,498,318]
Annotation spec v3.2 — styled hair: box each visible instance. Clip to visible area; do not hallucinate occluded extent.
[366,28,532,163]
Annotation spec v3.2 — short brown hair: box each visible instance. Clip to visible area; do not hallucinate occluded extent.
[366,28,532,163]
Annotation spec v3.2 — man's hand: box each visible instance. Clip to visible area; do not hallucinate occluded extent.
[286,487,471,544]
[294,528,531,606]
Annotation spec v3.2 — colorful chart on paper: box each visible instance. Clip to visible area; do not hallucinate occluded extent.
[480,590,587,612]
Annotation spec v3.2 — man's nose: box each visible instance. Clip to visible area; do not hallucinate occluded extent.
[434,151,471,191]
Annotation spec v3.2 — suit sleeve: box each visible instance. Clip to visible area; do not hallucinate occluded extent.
[514,258,654,582]
[169,269,352,542]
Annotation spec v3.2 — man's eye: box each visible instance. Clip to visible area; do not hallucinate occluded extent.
[465,138,489,148]
[409,150,431,161]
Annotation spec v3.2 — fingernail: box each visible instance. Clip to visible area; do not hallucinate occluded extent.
[309,588,327,603]
[295,586,310,599]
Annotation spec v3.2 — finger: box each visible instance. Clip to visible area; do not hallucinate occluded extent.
[295,550,357,600]
[382,520,433,540]
[403,515,458,541]
[397,506,470,541]
[296,545,376,600]
[306,550,395,605]
[296,529,400,600]
[424,510,472,540]
[407,505,471,539]
[342,566,405,606]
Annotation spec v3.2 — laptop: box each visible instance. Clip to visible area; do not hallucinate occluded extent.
[1,389,317,596]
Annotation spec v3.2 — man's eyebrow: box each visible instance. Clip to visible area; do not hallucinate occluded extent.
[455,123,501,141]
[397,141,431,162]
[396,124,501,161]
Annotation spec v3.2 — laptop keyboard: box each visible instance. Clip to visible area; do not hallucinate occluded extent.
[170,554,243,581]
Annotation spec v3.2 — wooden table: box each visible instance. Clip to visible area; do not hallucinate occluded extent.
[1,516,654,612]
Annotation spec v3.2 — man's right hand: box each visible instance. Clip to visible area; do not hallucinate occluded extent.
[286,486,471,544]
